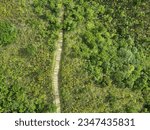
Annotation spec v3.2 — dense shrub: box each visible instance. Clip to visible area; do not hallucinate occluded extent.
[0,0,60,112]
[60,0,150,112]
[0,21,17,46]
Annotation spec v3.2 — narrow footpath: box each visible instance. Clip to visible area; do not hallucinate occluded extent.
[52,4,64,113]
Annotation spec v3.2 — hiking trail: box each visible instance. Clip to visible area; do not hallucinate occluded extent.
[52,3,64,113]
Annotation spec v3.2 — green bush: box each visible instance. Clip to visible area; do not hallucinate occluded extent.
[60,0,150,112]
[0,21,17,46]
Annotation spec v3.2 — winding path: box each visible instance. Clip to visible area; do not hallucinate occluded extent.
[52,4,64,113]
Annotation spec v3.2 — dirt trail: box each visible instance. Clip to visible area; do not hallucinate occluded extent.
[52,5,64,113]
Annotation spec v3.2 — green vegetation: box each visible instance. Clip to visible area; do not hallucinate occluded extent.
[0,21,17,46]
[60,0,150,112]
[0,0,61,112]
[0,0,149,113]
